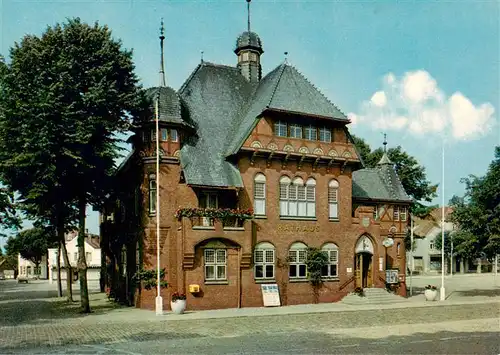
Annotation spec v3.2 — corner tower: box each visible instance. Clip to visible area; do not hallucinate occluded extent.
[235,0,263,83]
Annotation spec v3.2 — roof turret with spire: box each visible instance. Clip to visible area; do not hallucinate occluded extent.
[235,0,263,83]
[377,133,393,166]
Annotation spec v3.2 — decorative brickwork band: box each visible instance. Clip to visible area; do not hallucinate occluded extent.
[240,252,252,269]
[182,252,195,269]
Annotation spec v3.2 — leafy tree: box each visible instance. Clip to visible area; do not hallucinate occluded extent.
[6,228,54,274]
[352,135,438,217]
[0,18,144,312]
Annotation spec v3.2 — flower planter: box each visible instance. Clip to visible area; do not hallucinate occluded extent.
[424,289,438,301]
[170,299,187,314]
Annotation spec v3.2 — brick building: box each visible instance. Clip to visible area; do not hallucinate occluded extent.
[100,9,412,311]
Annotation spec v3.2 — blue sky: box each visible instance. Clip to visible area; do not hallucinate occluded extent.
[1,0,498,246]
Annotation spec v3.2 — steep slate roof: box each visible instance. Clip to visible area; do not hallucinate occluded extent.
[352,164,412,203]
[144,86,193,128]
[178,62,254,187]
[226,63,348,156]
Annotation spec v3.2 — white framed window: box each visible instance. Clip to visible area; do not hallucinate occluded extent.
[149,174,157,214]
[151,129,157,142]
[274,121,287,137]
[280,176,315,218]
[200,192,218,226]
[305,178,316,217]
[400,206,408,222]
[305,125,317,140]
[254,242,275,279]
[254,173,266,216]
[170,129,178,142]
[160,128,168,141]
[321,243,339,278]
[27,266,32,275]
[328,180,339,219]
[204,249,227,281]
[394,206,400,221]
[290,124,302,139]
[429,241,435,250]
[289,242,308,279]
[319,127,331,142]
[86,252,92,263]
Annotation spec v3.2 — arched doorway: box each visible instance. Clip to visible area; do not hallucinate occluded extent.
[355,235,374,288]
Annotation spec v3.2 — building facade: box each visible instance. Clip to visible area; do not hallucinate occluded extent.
[47,231,101,283]
[100,10,412,311]
[18,254,48,279]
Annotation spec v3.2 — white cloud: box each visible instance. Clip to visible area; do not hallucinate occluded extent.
[350,70,496,141]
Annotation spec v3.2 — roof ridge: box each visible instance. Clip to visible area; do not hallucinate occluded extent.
[267,63,287,108]
[201,61,240,70]
[287,64,348,120]
[179,63,203,93]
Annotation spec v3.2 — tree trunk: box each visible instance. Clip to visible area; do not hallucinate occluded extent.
[78,196,90,313]
[57,222,73,302]
[56,242,62,297]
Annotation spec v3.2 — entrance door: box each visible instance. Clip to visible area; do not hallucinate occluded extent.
[355,253,373,288]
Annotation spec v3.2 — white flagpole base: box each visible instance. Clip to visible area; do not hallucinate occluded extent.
[440,287,446,301]
[155,296,163,315]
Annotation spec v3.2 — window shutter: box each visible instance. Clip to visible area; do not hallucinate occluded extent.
[255,182,265,199]
[328,187,338,203]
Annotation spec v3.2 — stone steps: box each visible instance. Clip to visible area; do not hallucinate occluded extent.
[341,287,409,305]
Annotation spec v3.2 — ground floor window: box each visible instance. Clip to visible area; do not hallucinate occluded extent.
[204,248,227,281]
[254,242,275,279]
[321,243,339,278]
[288,242,307,279]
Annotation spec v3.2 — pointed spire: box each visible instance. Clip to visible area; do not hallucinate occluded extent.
[284,51,289,64]
[201,50,204,63]
[378,133,393,166]
[159,18,166,87]
[247,0,251,32]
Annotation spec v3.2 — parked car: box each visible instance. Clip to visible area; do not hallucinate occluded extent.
[0,273,5,280]
[17,275,28,283]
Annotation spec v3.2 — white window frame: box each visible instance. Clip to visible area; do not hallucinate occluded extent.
[274,121,287,137]
[280,176,315,218]
[254,242,275,280]
[289,124,302,139]
[254,173,266,216]
[86,252,92,263]
[328,180,339,219]
[288,242,308,279]
[394,206,400,221]
[319,127,331,142]
[305,125,317,140]
[204,248,227,281]
[305,178,316,217]
[400,206,408,222]
[170,129,178,142]
[160,128,168,142]
[321,243,339,278]
[200,192,218,226]
[149,174,157,214]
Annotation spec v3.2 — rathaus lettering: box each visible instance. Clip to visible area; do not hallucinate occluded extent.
[277,224,320,233]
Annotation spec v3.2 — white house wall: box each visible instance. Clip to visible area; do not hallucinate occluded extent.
[18,255,48,279]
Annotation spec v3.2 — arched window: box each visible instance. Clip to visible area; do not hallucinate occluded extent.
[288,242,308,279]
[254,242,275,279]
[321,243,339,278]
[328,180,339,219]
[254,173,266,216]
[149,174,156,215]
[306,178,316,217]
[280,176,315,218]
[279,176,291,216]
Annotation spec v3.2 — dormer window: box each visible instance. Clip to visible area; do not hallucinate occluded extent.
[274,121,287,137]
[170,129,178,142]
[290,124,302,139]
[305,126,317,140]
[319,128,331,143]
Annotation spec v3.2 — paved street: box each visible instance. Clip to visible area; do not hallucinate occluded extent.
[0,274,499,354]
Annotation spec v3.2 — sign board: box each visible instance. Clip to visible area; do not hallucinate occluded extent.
[346,267,352,273]
[382,237,394,248]
[386,269,399,284]
[261,284,281,307]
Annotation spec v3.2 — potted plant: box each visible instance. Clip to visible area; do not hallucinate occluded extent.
[171,292,187,314]
[354,286,365,297]
[424,284,438,301]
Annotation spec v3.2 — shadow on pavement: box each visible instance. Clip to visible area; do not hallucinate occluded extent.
[452,288,500,298]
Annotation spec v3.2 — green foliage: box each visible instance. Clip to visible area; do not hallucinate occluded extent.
[175,208,254,220]
[133,268,168,292]
[351,135,438,207]
[448,146,500,258]
[6,227,53,266]
[305,247,329,287]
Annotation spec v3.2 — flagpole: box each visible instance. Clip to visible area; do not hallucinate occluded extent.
[155,94,163,315]
[440,139,446,301]
[409,213,414,296]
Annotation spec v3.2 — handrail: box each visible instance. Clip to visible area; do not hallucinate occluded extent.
[339,275,355,290]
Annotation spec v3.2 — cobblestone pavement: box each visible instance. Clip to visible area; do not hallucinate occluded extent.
[1,276,499,354]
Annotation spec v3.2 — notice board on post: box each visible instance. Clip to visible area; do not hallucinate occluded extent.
[260,284,281,307]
